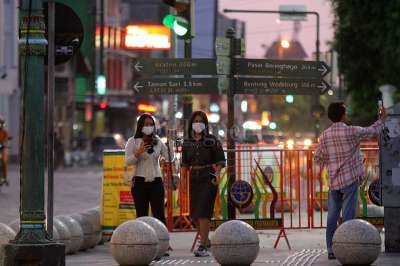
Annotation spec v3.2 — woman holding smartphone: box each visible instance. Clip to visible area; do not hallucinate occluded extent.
[181,111,226,257]
[125,113,174,225]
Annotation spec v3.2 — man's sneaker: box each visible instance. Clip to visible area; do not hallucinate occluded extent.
[328,253,336,260]
[194,245,209,257]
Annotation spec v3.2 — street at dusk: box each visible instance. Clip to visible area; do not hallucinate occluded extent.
[1,0,400,265]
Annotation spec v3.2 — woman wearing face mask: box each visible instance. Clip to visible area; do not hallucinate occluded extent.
[125,113,174,225]
[181,111,226,257]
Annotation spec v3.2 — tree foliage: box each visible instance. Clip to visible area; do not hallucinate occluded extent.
[331,0,400,125]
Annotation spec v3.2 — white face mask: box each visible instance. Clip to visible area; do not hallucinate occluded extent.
[142,126,154,136]
[192,122,205,133]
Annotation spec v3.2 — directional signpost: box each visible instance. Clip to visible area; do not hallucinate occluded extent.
[235,78,330,95]
[235,59,329,78]
[131,78,227,95]
[130,57,330,96]
[234,59,330,94]
[132,58,220,76]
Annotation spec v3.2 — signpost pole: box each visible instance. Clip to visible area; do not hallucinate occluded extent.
[182,0,193,136]
[313,12,321,140]
[226,28,237,220]
[183,40,192,136]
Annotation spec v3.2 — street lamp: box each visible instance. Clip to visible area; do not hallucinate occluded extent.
[280,39,290,49]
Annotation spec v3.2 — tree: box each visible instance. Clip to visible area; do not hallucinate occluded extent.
[331,0,400,125]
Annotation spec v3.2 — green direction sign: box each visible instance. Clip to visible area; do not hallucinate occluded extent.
[235,78,330,95]
[131,78,228,95]
[132,58,230,76]
[235,59,330,78]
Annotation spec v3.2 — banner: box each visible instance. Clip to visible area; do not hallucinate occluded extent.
[101,149,135,239]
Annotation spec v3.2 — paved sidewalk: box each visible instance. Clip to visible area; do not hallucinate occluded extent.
[2,166,400,265]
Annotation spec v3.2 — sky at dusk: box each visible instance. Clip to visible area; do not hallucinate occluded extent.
[219,0,334,59]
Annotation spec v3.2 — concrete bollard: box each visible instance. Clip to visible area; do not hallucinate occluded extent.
[0,223,16,266]
[136,216,170,259]
[53,218,73,254]
[84,207,102,245]
[111,220,158,265]
[7,220,19,235]
[57,215,84,254]
[333,219,381,265]
[70,214,95,251]
[211,220,260,266]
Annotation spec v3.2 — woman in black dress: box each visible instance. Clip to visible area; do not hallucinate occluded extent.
[181,111,226,257]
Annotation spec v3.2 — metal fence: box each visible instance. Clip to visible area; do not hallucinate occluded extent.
[163,144,380,232]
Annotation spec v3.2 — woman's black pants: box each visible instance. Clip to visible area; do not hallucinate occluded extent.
[131,176,166,225]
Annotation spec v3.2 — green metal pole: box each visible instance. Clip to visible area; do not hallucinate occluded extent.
[4,1,65,264]
[17,0,48,243]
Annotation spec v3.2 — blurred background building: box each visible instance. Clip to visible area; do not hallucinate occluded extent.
[0,0,340,164]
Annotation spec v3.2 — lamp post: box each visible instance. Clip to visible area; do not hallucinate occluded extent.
[4,0,65,264]
[224,9,322,139]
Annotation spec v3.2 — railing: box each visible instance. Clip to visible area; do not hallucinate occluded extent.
[163,143,380,232]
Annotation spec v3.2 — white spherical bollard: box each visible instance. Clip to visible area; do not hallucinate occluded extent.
[71,214,95,250]
[53,218,73,254]
[111,220,158,265]
[136,216,170,259]
[85,207,102,245]
[80,212,100,248]
[211,220,259,266]
[7,220,19,235]
[333,219,381,265]
[0,223,16,263]
[57,215,84,254]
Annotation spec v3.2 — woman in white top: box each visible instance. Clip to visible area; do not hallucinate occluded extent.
[125,113,174,225]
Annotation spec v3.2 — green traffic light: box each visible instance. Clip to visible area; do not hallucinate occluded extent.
[96,75,106,95]
[173,17,189,36]
[163,14,176,28]
[269,122,277,130]
[163,14,189,37]
[285,95,294,103]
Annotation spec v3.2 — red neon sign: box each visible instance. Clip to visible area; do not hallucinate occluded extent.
[137,104,157,113]
[124,25,171,50]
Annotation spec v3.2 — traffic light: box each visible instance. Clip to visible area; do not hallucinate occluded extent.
[99,100,108,110]
[285,95,294,103]
[269,122,277,130]
[96,75,106,95]
[162,0,194,40]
